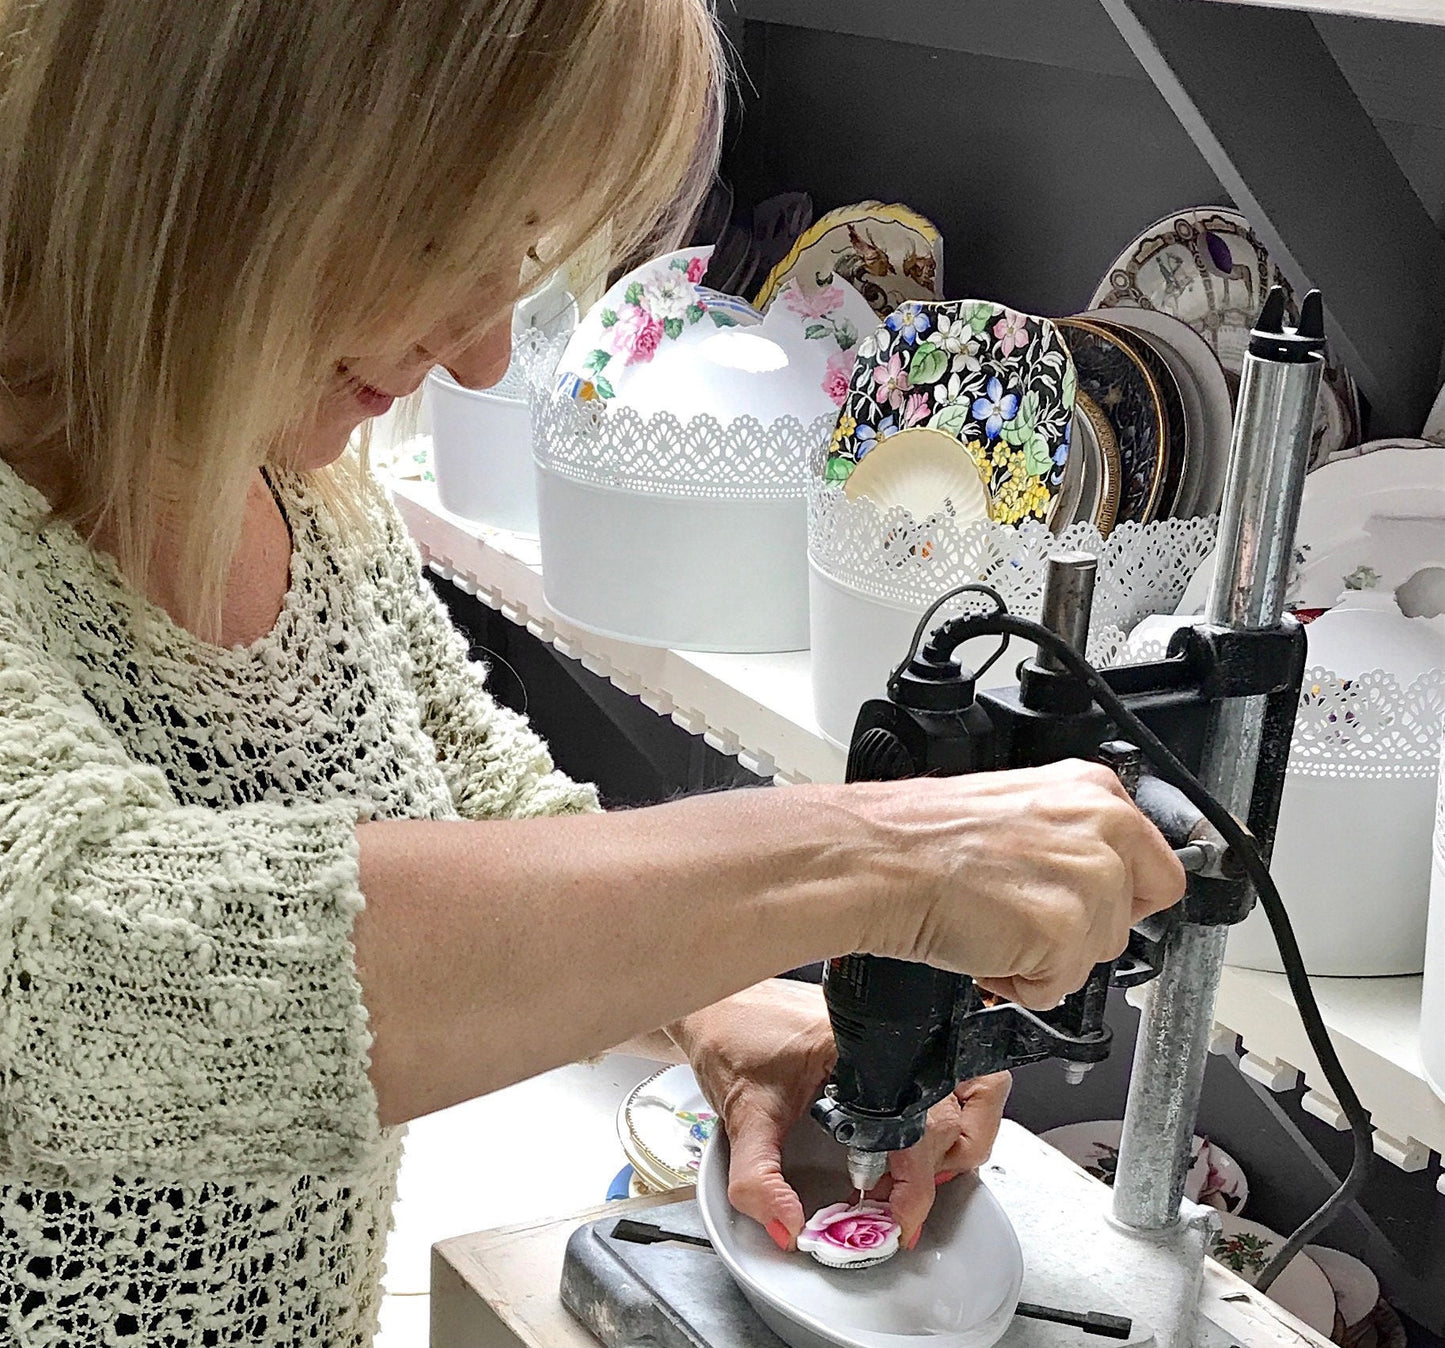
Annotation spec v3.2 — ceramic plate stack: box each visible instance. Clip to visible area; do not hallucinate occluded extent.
[1072,307,1233,521]
[810,298,1217,746]
[616,1065,717,1193]
[540,245,874,651]
[1089,206,1361,468]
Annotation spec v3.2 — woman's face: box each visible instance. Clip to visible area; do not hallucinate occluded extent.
[292,302,514,472]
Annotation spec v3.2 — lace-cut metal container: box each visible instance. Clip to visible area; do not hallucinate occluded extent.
[1119,629,1445,976]
[1422,739,1445,1101]
[1225,668,1445,976]
[806,467,1217,747]
[428,331,566,535]
[531,394,827,651]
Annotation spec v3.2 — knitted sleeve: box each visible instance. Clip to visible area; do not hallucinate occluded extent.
[0,609,381,1187]
[377,502,600,822]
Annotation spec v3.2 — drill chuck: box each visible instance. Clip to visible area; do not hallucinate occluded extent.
[846,1148,890,1195]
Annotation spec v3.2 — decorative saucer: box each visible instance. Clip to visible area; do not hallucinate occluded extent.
[754,201,944,317]
[1039,1120,1247,1213]
[1069,390,1122,536]
[1210,1215,1338,1335]
[618,1064,717,1191]
[1088,206,1361,463]
[1056,318,1166,525]
[827,299,1076,528]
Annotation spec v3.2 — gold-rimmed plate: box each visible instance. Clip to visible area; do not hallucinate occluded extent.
[1089,207,1361,464]
[1057,318,1166,525]
[1070,390,1122,537]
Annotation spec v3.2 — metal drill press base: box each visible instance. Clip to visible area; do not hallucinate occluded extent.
[563,1126,1234,1348]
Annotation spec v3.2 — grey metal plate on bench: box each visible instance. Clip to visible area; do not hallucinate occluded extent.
[560,1200,786,1348]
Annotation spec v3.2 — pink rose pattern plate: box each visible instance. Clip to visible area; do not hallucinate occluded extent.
[827,299,1076,526]
[797,1201,901,1270]
[557,248,755,402]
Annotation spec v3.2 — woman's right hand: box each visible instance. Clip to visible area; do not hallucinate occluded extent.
[834,758,1185,1009]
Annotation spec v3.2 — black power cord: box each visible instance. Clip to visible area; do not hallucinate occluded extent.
[902,585,1372,1294]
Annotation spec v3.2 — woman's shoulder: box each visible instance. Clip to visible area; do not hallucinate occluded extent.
[269,455,422,585]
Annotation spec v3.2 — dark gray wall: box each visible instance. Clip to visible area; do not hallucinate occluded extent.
[721,5,1445,323]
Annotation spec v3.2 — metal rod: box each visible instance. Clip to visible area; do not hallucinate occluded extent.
[1112,290,1323,1230]
[1036,552,1099,673]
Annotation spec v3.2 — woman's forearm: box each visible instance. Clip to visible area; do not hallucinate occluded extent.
[354,761,1187,1128]
[352,786,874,1126]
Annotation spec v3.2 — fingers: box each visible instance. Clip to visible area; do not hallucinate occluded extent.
[876,1102,958,1248]
[951,1072,1009,1168]
[725,1096,805,1251]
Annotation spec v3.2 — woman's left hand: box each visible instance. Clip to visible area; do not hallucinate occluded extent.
[668,979,1011,1252]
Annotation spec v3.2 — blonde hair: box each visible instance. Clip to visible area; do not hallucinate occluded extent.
[0,0,722,634]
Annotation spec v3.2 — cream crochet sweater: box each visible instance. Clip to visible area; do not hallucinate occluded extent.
[0,459,597,1345]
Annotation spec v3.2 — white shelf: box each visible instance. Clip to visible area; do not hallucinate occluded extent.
[390,473,1444,1184]
[1211,968,1445,1181]
[388,475,846,785]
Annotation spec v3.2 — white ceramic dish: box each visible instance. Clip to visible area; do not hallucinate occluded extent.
[1038,1120,1247,1213]
[698,1119,1023,1348]
[1209,1215,1337,1335]
[1176,442,1445,616]
[1305,1246,1380,1331]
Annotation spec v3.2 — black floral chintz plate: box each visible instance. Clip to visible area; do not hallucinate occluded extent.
[1057,319,1166,525]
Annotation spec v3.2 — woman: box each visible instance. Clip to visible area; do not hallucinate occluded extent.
[0,1,1182,1343]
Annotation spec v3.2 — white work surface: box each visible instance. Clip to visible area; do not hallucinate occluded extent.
[376,1054,664,1346]
[428,1098,1335,1348]
[388,471,1445,1187]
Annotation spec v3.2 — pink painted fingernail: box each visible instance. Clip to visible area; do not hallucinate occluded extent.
[933,1171,959,1187]
[906,1228,922,1251]
[766,1220,792,1252]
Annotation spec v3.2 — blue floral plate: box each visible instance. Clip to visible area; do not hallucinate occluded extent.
[1056,318,1167,525]
[826,300,1076,527]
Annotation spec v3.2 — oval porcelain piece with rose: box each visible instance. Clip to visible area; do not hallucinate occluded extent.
[555,246,874,427]
[797,1201,901,1269]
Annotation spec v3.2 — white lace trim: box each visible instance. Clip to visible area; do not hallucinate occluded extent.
[808,476,1217,635]
[1119,638,1445,779]
[531,390,827,499]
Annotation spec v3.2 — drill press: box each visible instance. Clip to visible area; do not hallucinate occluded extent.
[812,288,1334,1336]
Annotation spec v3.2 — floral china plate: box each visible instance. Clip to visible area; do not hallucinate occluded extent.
[1038,1120,1248,1213]
[1056,319,1166,525]
[753,201,944,318]
[554,246,870,427]
[617,1064,718,1191]
[1210,1215,1338,1335]
[827,299,1076,527]
[1089,206,1361,463]
[1175,442,1445,616]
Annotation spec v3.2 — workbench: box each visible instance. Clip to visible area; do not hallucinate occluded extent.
[429,1112,1337,1348]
